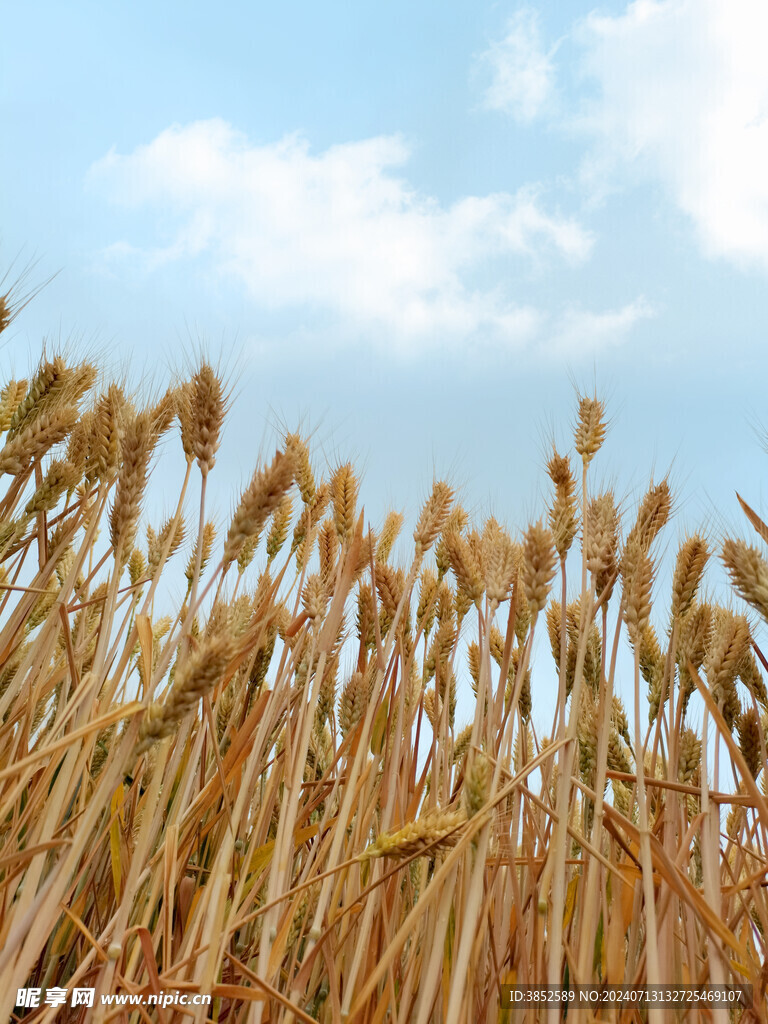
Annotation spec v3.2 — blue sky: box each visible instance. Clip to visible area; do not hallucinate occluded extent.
[3,0,768,543]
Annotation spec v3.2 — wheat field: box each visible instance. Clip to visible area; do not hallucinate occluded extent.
[1,288,768,1022]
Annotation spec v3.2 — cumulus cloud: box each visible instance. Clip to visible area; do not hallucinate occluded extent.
[89,119,603,351]
[576,0,768,269]
[478,9,557,121]
[480,1,768,272]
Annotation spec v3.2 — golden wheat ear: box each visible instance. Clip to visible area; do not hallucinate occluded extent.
[360,807,466,862]
[574,393,606,466]
[223,449,295,569]
[0,405,78,475]
[330,461,357,544]
[521,520,556,617]
[722,536,768,622]
[136,630,237,753]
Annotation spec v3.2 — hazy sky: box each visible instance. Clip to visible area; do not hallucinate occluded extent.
[3,0,768,540]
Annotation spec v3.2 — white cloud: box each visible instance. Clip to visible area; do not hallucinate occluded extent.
[89,119,603,352]
[548,297,655,356]
[576,0,768,269]
[478,9,557,121]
